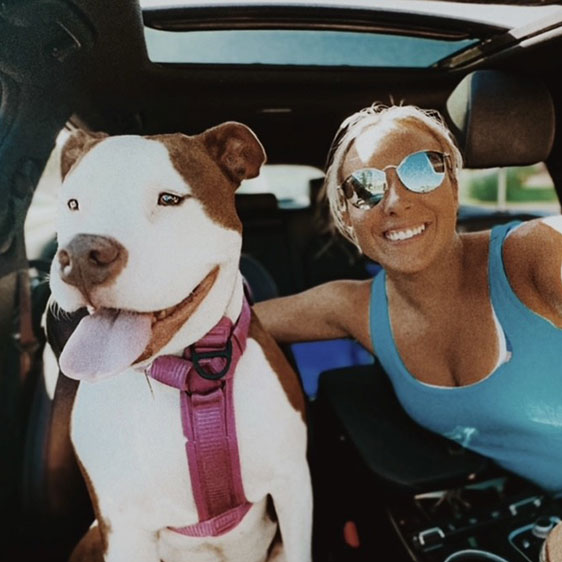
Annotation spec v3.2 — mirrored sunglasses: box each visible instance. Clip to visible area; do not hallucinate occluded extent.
[339,150,450,210]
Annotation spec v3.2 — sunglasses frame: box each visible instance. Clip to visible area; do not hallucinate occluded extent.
[338,150,451,210]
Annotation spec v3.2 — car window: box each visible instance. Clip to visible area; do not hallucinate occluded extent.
[24,130,68,260]
[240,165,324,209]
[459,163,559,214]
[144,28,476,68]
[241,163,559,214]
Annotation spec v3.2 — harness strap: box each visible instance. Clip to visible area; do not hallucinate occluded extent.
[149,297,252,537]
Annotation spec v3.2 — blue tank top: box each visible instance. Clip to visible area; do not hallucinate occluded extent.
[370,221,562,492]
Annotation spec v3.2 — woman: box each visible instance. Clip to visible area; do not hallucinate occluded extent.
[255,104,562,493]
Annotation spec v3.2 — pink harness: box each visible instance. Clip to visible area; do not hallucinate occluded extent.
[148,297,252,537]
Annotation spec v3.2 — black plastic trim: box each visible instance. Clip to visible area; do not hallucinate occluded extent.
[143,4,505,40]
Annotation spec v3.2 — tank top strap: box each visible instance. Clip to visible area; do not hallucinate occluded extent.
[488,220,521,278]
[487,220,551,342]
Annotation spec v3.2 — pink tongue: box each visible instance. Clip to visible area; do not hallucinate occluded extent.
[60,309,153,382]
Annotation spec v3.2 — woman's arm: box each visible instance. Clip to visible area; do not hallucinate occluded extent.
[253,278,373,346]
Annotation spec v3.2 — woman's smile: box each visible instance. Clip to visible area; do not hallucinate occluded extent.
[383,222,427,242]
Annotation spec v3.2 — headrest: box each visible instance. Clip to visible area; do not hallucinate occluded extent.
[445,70,555,168]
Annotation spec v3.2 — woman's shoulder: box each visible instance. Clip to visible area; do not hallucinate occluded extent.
[502,217,562,269]
[460,217,562,269]
[457,219,562,323]
[502,217,562,321]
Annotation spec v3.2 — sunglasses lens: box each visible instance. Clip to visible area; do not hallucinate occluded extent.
[343,169,386,208]
[397,151,446,193]
[340,151,448,209]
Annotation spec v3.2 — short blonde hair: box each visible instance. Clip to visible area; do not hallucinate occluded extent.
[322,103,463,248]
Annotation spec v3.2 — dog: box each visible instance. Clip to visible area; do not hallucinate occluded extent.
[47,122,312,562]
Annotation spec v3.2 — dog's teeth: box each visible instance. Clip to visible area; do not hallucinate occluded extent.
[87,306,96,315]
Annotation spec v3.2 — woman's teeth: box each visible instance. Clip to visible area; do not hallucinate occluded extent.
[385,223,426,242]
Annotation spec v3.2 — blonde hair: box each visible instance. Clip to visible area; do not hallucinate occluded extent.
[322,103,463,248]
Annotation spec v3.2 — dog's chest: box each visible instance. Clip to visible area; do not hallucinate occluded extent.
[70,337,305,530]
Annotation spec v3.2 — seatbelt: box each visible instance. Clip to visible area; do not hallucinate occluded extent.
[148,297,252,537]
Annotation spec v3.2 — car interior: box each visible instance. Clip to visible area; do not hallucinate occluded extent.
[1,1,561,561]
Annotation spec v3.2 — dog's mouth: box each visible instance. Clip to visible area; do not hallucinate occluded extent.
[136,266,219,362]
[59,267,219,382]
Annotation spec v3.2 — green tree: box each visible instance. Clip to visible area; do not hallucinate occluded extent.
[468,165,557,203]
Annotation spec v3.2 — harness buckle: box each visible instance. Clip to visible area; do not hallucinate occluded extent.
[190,339,233,380]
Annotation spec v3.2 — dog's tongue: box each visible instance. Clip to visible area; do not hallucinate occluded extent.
[60,308,152,382]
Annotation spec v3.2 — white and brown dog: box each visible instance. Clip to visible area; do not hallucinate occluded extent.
[47,123,312,562]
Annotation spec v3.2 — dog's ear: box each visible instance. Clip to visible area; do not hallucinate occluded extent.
[61,130,109,180]
[201,122,266,186]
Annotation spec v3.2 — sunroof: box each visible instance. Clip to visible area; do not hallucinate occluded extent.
[144,28,477,67]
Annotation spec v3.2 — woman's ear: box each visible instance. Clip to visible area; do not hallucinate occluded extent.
[60,130,108,180]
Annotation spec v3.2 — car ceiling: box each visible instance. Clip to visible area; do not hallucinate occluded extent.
[1,1,562,162]
[0,0,562,272]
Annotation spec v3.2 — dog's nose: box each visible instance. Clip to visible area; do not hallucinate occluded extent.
[58,234,128,290]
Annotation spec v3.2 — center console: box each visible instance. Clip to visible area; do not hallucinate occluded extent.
[314,364,561,562]
[388,479,562,562]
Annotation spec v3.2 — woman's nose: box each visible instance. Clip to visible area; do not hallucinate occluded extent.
[379,169,413,214]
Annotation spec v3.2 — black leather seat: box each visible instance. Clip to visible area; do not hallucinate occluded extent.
[314,363,491,495]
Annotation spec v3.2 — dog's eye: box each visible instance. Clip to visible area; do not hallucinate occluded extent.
[67,199,79,211]
[158,193,185,206]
